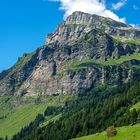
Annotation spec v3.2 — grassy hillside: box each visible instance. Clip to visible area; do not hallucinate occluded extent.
[0,103,47,139]
[131,102,140,111]
[0,94,75,139]
[73,124,140,140]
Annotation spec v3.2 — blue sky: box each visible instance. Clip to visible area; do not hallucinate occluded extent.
[0,0,139,72]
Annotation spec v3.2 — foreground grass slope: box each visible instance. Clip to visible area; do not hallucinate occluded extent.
[73,124,140,140]
[0,103,47,139]
[0,95,75,139]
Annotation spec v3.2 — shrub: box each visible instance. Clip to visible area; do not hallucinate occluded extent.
[106,126,117,137]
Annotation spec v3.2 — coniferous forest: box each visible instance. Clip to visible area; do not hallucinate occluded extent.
[12,79,140,140]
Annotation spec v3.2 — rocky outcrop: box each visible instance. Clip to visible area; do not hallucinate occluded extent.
[16,61,140,96]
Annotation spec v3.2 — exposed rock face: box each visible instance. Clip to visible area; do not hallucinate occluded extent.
[0,11,140,97]
[0,51,39,96]
[46,12,140,44]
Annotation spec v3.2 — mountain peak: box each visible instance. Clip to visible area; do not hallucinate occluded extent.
[46,11,140,44]
[65,11,98,25]
[65,11,127,26]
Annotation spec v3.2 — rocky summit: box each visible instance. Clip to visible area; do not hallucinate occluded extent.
[0,11,140,97]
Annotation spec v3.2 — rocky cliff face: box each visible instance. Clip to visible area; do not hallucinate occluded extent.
[0,11,140,97]
[46,12,140,44]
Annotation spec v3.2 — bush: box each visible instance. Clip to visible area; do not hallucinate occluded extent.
[44,106,63,116]
[106,126,117,137]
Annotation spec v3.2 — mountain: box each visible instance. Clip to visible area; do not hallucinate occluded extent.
[0,11,140,140]
[0,11,140,97]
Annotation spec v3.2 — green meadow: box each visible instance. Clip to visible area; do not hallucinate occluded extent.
[0,103,47,139]
[73,124,140,140]
[0,94,75,139]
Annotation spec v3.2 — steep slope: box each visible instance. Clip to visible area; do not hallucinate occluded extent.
[0,52,38,96]
[0,94,75,138]
[0,12,140,97]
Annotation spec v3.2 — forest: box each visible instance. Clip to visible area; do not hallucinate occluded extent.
[12,79,140,140]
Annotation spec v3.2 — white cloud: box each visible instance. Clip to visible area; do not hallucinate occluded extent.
[50,0,126,23]
[133,5,139,10]
[112,0,127,10]
[130,24,140,28]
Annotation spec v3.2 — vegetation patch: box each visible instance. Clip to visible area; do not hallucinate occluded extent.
[0,103,47,139]
[73,124,140,140]
[67,53,140,72]
[112,36,140,45]
[131,101,140,111]
[112,36,140,46]
[40,114,62,128]
[106,126,117,137]
[11,52,34,72]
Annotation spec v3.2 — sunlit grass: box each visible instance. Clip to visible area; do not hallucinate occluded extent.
[73,124,140,140]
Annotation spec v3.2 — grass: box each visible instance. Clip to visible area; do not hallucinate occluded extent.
[0,103,47,139]
[112,36,140,46]
[130,102,140,111]
[67,53,140,72]
[73,124,140,140]
[100,53,140,66]
[11,52,34,72]
[0,94,76,139]
[68,59,100,72]
[0,96,12,118]
[40,114,62,127]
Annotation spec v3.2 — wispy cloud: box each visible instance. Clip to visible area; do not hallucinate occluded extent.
[112,0,127,10]
[130,23,140,28]
[133,5,139,10]
[50,0,126,23]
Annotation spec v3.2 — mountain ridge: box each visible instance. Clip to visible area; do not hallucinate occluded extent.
[0,11,140,97]
[46,11,140,44]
